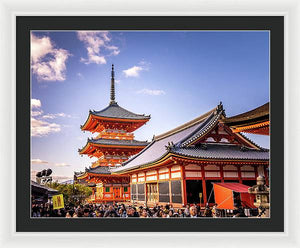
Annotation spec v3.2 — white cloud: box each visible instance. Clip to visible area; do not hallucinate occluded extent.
[77,31,120,65]
[136,88,166,96]
[123,66,143,77]
[123,61,150,77]
[31,36,53,63]
[30,98,72,136]
[31,99,41,109]
[31,158,48,164]
[42,113,71,119]
[55,163,71,167]
[31,110,43,117]
[31,117,61,137]
[31,98,61,137]
[31,33,70,81]
[31,98,44,118]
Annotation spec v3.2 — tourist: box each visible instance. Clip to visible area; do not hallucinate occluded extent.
[178,208,185,217]
[204,205,212,217]
[167,210,174,218]
[184,204,190,217]
[104,205,118,217]
[31,202,255,218]
[118,208,127,218]
[140,209,149,218]
[189,206,198,218]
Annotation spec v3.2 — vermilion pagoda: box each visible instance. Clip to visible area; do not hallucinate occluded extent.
[76,65,150,203]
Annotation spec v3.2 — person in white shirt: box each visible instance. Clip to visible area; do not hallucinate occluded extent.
[189,206,198,218]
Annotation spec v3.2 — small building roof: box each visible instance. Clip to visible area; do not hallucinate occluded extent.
[223,102,269,126]
[31,180,58,194]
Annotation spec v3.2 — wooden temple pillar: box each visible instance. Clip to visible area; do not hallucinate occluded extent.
[237,165,243,183]
[156,169,160,204]
[168,166,172,204]
[264,166,269,186]
[254,166,258,178]
[180,164,187,206]
[201,164,207,205]
[220,164,224,183]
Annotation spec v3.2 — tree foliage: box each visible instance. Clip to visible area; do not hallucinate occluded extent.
[48,182,92,205]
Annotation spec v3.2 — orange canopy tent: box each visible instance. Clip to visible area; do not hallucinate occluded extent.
[213,183,256,210]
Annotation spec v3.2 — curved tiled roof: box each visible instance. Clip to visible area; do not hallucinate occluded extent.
[180,110,223,147]
[89,138,149,146]
[86,166,111,174]
[112,106,220,173]
[112,103,268,173]
[31,180,58,193]
[79,138,149,153]
[91,102,150,120]
[223,102,269,125]
[172,144,269,160]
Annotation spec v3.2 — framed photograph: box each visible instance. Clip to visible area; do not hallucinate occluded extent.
[16,15,283,232]
[4,0,300,246]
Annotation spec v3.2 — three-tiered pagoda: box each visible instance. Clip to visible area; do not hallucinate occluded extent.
[76,65,150,203]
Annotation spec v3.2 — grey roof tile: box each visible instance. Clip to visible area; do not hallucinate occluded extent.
[180,111,222,147]
[86,166,111,174]
[112,104,268,173]
[171,144,269,160]
[31,180,58,193]
[89,138,149,146]
[112,119,207,172]
[91,102,150,120]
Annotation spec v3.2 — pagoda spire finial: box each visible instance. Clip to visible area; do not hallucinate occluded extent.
[110,64,116,105]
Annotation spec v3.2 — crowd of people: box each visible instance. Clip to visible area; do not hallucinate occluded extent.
[32,202,249,218]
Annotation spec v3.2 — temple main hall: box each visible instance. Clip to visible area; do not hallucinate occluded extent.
[76,65,269,207]
[112,102,269,207]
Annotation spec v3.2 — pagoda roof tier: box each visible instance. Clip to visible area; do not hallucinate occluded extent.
[86,166,111,175]
[76,166,129,180]
[81,65,150,133]
[112,103,268,174]
[75,167,110,180]
[92,102,150,120]
[79,138,149,155]
[81,102,150,133]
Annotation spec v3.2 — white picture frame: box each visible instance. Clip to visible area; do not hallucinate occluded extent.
[0,0,298,247]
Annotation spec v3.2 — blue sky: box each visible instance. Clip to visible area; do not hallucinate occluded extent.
[30,31,270,182]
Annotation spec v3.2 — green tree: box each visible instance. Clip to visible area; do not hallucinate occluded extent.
[48,182,92,205]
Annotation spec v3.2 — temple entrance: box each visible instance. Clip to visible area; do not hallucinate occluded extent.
[147,183,158,203]
[206,180,221,203]
[186,180,204,204]
[113,187,121,199]
[242,180,257,187]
